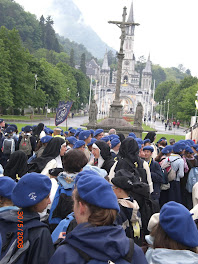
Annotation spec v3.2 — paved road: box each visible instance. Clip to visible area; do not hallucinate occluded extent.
[146,120,186,136]
[18,116,187,136]
[29,115,89,129]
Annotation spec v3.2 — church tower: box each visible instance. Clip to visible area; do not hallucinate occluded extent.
[121,1,139,88]
[100,50,110,87]
[141,54,152,92]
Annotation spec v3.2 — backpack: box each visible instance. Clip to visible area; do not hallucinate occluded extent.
[2,138,15,155]
[124,158,148,184]
[160,157,180,182]
[19,135,32,156]
[130,182,160,236]
[0,211,46,263]
[186,167,198,193]
[48,185,73,232]
[51,212,75,243]
[62,238,134,264]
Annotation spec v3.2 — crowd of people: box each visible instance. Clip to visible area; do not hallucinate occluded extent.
[0,117,198,264]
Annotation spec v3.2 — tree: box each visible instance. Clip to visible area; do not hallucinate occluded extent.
[152,65,166,87]
[0,39,13,113]
[80,53,86,74]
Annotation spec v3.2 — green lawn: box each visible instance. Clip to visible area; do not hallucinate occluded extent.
[142,133,185,142]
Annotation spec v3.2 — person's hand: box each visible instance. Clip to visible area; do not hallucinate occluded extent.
[58,232,66,239]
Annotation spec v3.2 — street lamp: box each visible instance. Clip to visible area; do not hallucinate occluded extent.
[160,101,162,120]
[164,100,166,119]
[35,74,38,90]
[195,91,198,124]
[167,99,170,120]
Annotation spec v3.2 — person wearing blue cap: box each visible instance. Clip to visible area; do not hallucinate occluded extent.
[0,173,55,263]
[143,146,163,203]
[49,170,148,264]
[143,138,151,146]
[110,138,121,159]
[145,201,198,263]
[16,126,36,159]
[181,145,198,210]
[94,129,104,140]
[68,128,76,137]
[162,142,185,204]
[109,134,119,141]
[73,140,86,151]
[1,126,16,167]
[79,130,92,160]
[128,132,137,138]
[48,149,88,232]
[101,136,111,147]
[66,136,77,151]
[0,177,17,210]
[87,138,97,160]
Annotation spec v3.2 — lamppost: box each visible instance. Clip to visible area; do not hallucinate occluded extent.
[195,91,198,124]
[167,99,170,121]
[160,101,162,120]
[164,100,166,119]
[95,80,98,100]
[35,74,38,90]
[88,75,92,109]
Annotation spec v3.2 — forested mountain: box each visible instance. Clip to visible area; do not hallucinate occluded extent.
[0,0,95,62]
[46,0,115,59]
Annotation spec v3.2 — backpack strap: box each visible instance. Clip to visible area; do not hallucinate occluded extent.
[63,238,134,263]
[123,238,134,263]
[0,240,30,264]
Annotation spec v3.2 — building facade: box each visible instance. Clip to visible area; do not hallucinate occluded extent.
[86,1,153,118]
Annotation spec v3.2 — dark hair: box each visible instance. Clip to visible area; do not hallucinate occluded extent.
[155,151,163,162]
[74,189,117,226]
[151,223,198,253]
[63,149,88,173]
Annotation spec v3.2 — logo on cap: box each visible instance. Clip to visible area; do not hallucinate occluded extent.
[28,192,37,201]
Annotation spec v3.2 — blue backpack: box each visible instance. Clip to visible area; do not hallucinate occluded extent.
[0,211,46,264]
[51,212,74,243]
[48,185,73,225]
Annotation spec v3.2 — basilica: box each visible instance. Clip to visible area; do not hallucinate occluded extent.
[86,1,153,117]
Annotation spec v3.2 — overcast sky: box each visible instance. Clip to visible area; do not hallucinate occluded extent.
[15,0,198,77]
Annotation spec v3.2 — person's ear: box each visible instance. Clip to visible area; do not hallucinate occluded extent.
[79,201,88,215]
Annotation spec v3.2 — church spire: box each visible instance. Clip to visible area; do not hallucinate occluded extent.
[126,1,135,36]
[102,49,110,71]
[127,1,134,23]
[143,54,152,73]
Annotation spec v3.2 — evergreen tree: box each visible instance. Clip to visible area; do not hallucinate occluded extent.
[80,53,86,74]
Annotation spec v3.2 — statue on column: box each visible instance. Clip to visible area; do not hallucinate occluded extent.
[89,100,98,125]
[134,102,143,127]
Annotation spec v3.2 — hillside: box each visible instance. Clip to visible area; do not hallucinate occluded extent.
[45,0,115,59]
